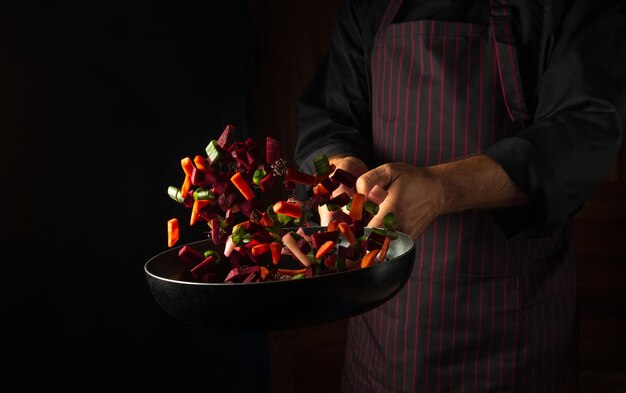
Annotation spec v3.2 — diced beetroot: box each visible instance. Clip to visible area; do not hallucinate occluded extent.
[228,248,246,268]
[217,124,236,148]
[328,192,351,208]
[366,231,385,250]
[259,172,279,192]
[323,254,338,269]
[224,264,259,283]
[191,167,207,187]
[218,191,242,211]
[242,270,259,283]
[266,137,281,165]
[232,148,252,171]
[199,204,219,223]
[310,230,340,249]
[182,191,195,208]
[330,209,353,225]
[211,173,231,195]
[243,220,264,235]
[337,245,362,260]
[320,177,340,194]
[252,230,274,244]
[178,245,205,265]
[331,168,357,188]
[190,255,218,279]
[352,219,364,238]
[211,218,221,244]
[296,238,311,255]
[285,168,316,185]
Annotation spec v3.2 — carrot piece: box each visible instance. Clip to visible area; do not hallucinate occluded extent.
[349,192,366,220]
[260,266,270,280]
[251,243,270,257]
[269,241,282,265]
[277,268,307,276]
[273,201,302,218]
[260,214,274,227]
[190,199,209,226]
[180,174,192,198]
[378,236,392,262]
[230,171,255,200]
[315,240,336,259]
[361,248,380,268]
[313,183,329,195]
[181,156,195,176]
[327,219,340,232]
[167,218,180,247]
[193,154,209,171]
[338,222,357,247]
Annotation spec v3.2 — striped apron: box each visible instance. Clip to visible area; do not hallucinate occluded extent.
[341,0,579,391]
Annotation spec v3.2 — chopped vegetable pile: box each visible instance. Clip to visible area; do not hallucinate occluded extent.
[166,124,398,283]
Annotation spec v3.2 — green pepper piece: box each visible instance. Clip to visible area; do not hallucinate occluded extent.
[364,201,379,215]
[231,225,245,245]
[168,186,184,203]
[383,212,397,229]
[386,230,398,240]
[205,140,222,163]
[313,154,330,176]
[203,250,221,264]
[252,168,267,186]
[277,213,293,225]
[291,273,306,280]
[193,188,214,200]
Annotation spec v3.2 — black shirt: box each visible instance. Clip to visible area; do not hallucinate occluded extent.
[295,0,626,238]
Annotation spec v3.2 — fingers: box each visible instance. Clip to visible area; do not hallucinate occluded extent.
[356,164,396,197]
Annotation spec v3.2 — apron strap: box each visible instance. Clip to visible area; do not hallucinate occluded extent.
[490,0,530,123]
[376,0,404,37]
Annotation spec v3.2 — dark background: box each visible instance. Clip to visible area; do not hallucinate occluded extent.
[3,1,269,392]
[3,1,625,392]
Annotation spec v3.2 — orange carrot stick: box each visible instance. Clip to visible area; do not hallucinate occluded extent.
[167,218,180,247]
[315,240,336,259]
[269,241,282,265]
[251,243,270,257]
[349,192,366,220]
[378,236,392,261]
[338,222,357,247]
[230,171,255,200]
[181,156,195,176]
[361,248,380,268]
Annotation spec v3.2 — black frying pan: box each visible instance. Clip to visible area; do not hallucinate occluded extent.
[144,226,416,331]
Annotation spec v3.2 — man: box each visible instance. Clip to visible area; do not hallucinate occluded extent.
[294,0,626,391]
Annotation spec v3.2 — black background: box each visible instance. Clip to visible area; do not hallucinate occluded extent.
[2,1,270,392]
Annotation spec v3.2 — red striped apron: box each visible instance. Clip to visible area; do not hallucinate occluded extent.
[341,0,579,392]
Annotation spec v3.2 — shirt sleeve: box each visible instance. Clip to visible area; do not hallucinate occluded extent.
[483,1,626,239]
[294,0,376,174]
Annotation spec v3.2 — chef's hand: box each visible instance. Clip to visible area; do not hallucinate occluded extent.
[318,155,368,226]
[356,163,445,240]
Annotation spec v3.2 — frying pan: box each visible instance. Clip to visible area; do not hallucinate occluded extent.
[144,226,416,330]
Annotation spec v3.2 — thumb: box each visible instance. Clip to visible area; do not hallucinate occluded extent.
[355,164,395,196]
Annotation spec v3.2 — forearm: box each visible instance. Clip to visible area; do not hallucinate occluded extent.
[428,154,529,215]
